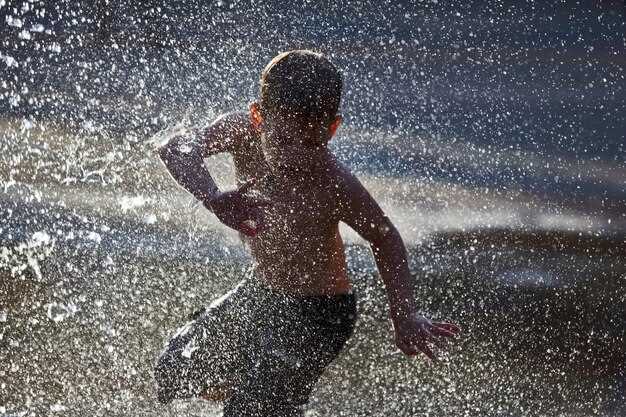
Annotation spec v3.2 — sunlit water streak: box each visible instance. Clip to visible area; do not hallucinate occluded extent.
[1,119,624,416]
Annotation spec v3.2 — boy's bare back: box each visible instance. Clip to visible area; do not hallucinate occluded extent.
[196,111,396,296]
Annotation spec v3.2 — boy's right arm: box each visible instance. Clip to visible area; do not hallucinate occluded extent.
[157,112,247,202]
[334,162,460,361]
[157,111,270,237]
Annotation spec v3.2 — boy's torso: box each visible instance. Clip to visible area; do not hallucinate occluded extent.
[228,124,351,296]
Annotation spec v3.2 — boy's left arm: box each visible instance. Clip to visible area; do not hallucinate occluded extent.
[335,166,460,361]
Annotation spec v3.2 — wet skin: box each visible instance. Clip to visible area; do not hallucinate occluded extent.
[158,108,461,369]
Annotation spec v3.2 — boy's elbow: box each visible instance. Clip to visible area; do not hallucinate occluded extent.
[157,137,192,162]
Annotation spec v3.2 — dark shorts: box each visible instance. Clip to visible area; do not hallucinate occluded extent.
[154,274,357,417]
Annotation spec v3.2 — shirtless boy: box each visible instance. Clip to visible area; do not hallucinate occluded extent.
[154,49,460,417]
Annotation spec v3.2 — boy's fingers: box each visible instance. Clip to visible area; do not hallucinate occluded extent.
[398,337,437,362]
[250,211,267,233]
[238,178,257,193]
[238,221,258,237]
[430,325,457,338]
[433,322,461,334]
[416,342,436,362]
[239,207,269,236]
[418,327,446,350]
[420,326,438,345]
[424,330,448,348]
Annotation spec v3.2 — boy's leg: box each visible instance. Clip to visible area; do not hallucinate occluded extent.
[154,279,252,404]
[222,292,357,417]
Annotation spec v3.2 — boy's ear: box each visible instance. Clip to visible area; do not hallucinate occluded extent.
[328,114,342,138]
[250,102,263,130]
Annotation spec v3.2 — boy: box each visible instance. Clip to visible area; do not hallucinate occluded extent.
[154,50,460,416]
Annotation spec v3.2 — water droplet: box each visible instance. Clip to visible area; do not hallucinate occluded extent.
[6,16,23,28]
[103,256,114,267]
[0,53,19,68]
[18,29,31,40]
[50,403,66,412]
[86,231,102,244]
[46,303,68,323]
[119,195,148,212]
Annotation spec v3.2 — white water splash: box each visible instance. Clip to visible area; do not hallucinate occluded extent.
[143,213,158,224]
[103,255,115,266]
[26,254,42,280]
[50,403,67,412]
[6,16,23,28]
[18,29,31,40]
[86,231,102,244]
[181,337,200,359]
[118,195,148,212]
[1,53,19,68]
[45,302,80,323]
[31,231,52,246]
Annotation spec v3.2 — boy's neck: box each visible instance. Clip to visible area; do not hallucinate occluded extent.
[267,148,331,183]
[264,124,330,147]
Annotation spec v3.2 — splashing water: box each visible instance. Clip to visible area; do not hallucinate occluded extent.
[0,1,624,417]
[44,300,80,323]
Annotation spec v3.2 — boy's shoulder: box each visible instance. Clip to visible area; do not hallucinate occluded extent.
[201,111,257,156]
[317,154,370,212]
[322,155,363,195]
[322,154,392,243]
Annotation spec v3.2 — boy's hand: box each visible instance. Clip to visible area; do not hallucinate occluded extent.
[393,314,460,362]
[205,178,271,237]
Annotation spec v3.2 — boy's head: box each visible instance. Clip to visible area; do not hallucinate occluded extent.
[250,50,343,148]
[251,50,343,176]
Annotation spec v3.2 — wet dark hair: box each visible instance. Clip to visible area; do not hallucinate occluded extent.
[259,50,342,126]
